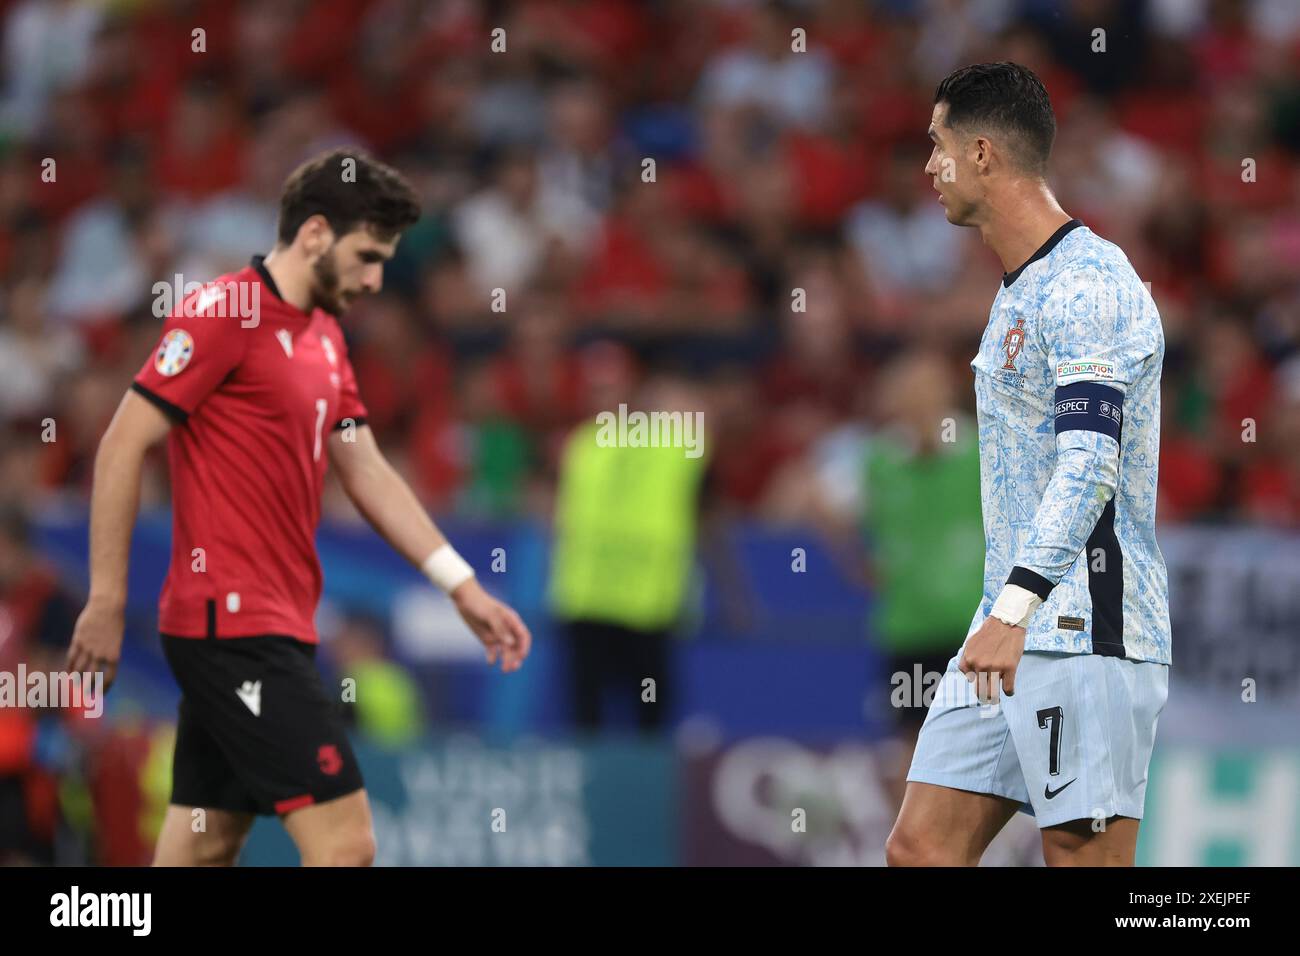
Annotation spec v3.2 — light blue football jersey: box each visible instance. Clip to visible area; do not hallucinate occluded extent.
[968,219,1171,664]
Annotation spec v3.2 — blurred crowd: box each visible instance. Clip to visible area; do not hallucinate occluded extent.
[2,0,1299,530]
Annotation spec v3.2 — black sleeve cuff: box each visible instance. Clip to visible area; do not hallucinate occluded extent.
[333,416,367,431]
[131,382,188,423]
[1007,565,1054,601]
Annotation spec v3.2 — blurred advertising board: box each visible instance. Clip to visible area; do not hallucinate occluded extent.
[678,736,1300,867]
[1139,749,1300,866]
[1162,526,1300,702]
[679,734,899,866]
[239,734,676,866]
[677,732,1043,866]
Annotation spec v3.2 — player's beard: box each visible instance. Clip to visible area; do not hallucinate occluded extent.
[310,246,352,315]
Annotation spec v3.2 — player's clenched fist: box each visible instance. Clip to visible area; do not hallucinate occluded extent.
[958,616,1026,704]
[67,597,124,691]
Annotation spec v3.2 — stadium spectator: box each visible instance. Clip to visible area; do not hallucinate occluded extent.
[549,345,708,732]
[0,506,82,865]
[859,352,984,809]
[326,613,426,750]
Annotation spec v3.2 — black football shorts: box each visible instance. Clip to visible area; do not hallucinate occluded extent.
[161,627,363,816]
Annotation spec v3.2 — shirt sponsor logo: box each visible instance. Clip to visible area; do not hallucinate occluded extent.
[1056,358,1115,384]
[154,329,194,376]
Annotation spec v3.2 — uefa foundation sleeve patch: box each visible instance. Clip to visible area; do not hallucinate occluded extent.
[1055,357,1115,385]
[155,329,195,376]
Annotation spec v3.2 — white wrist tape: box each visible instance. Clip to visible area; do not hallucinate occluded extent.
[421,544,475,594]
[990,583,1042,628]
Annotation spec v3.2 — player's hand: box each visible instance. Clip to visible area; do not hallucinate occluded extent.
[67,597,125,691]
[451,578,532,673]
[958,615,1026,704]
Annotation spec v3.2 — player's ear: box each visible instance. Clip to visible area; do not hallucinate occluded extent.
[298,215,334,258]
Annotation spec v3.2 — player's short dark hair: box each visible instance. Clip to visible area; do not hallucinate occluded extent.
[277,148,421,245]
[933,62,1056,175]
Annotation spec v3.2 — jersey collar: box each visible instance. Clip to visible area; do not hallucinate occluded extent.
[251,254,284,300]
[250,254,315,323]
[1001,218,1084,288]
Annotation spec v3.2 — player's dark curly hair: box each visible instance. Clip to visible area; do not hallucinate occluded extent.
[934,62,1056,175]
[277,148,421,244]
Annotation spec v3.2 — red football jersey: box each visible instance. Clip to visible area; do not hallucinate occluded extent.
[132,257,368,643]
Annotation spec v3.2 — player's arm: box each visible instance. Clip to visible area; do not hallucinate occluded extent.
[990,264,1159,629]
[72,288,250,686]
[327,425,530,672]
[67,390,174,686]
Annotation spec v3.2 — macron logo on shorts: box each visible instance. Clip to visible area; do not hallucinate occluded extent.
[236,680,262,716]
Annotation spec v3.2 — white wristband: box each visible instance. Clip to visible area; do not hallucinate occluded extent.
[990,583,1042,628]
[421,544,475,594]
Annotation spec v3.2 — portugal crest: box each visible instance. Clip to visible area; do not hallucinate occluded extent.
[1002,317,1027,371]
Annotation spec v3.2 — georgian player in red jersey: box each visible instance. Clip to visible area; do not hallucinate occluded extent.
[66,149,531,866]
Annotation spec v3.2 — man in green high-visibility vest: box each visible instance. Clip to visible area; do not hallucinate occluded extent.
[549,349,708,733]
[863,351,985,809]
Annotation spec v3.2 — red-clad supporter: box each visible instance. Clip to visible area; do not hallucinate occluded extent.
[1240,360,1300,527]
[154,83,249,201]
[346,294,453,440]
[489,301,586,432]
[0,0,1294,574]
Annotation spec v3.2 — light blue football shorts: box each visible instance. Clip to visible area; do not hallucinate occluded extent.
[906,650,1169,829]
